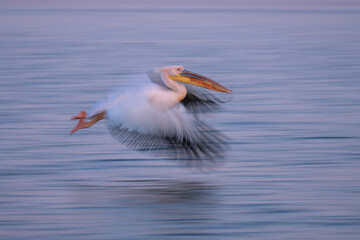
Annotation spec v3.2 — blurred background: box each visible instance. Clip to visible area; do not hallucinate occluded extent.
[1,0,360,239]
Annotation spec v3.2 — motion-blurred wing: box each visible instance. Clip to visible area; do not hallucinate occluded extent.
[109,120,226,162]
[147,70,230,113]
[105,89,227,162]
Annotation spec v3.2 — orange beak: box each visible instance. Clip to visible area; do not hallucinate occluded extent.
[169,69,231,94]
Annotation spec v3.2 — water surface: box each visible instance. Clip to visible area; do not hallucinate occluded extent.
[1,7,360,239]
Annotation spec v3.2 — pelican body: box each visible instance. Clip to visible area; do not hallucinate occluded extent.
[71,66,231,162]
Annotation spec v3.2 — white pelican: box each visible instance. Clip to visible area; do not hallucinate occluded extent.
[70,66,231,162]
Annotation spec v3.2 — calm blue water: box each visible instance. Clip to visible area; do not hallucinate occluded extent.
[1,7,360,240]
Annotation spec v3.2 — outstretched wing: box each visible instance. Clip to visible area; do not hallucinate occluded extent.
[109,120,227,162]
[105,89,227,162]
[147,70,231,113]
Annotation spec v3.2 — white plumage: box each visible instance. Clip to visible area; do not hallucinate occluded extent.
[71,66,231,162]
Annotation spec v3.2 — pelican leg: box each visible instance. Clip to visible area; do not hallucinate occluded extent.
[70,111,105,134]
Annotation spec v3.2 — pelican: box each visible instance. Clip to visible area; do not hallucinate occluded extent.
[70,66,231,162]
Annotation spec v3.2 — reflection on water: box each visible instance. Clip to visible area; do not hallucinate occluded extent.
[73,179,215,204]
[1,5,360,240]
[58,179,217,238]
[128,180,215,203]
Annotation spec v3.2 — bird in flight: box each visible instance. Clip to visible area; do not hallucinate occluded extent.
[70,66,231,163]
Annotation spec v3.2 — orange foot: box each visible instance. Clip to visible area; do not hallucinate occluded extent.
[71,111,87,120]
[70,111,88,134]
[70,110,106,134]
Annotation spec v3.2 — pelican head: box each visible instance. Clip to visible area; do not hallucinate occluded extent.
[159,66,232,94]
